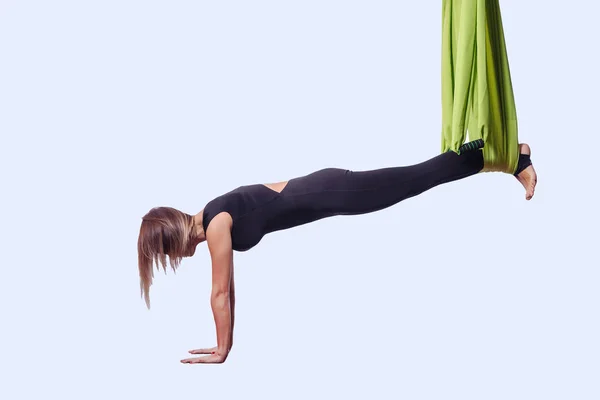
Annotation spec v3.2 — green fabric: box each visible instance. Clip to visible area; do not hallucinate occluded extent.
[441,0,519,174]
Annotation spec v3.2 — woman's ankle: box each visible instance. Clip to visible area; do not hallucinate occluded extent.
[518,143,531,155]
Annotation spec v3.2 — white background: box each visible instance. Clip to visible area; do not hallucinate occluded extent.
[1,1,598,399]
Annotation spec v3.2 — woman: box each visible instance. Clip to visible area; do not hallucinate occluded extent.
[137,139,537,364]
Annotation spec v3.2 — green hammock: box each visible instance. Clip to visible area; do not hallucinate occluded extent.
[441,0,519,174]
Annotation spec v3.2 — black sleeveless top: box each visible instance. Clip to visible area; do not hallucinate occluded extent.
[201,168,364,251]
[202,183,301,252]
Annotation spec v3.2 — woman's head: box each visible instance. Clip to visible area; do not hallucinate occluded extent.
[137,206,197,308]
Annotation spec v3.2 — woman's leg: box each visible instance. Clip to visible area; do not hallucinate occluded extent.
[284,142,484,220]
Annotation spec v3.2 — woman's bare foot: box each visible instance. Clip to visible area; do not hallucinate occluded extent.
[515,143,537,200]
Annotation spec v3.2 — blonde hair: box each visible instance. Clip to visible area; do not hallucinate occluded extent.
[137,207,194,309]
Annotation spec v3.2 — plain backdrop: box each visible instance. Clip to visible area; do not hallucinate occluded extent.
[1,1,598,399]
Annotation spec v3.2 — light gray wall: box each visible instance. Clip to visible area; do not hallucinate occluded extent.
[1,1,598,399]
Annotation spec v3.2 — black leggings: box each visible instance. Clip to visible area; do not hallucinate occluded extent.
[271,149,485,231]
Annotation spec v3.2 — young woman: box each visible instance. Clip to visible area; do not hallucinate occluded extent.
[137,139,537,364]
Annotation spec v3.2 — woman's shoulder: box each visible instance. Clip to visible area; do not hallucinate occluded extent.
[202,190,239,234]
[202,183,265,233]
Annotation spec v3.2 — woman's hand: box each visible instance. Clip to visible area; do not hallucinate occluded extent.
[180,347,227,364]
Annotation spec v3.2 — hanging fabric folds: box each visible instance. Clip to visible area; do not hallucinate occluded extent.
[441,0,519,174]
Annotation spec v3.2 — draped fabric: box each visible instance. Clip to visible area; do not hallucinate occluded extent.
[441,0,519,173]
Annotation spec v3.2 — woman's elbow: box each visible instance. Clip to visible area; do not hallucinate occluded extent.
[211,289,230,308]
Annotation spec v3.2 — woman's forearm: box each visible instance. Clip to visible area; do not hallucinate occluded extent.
[211,291,232,360]
[229,268,236,348]
[230,290,235,348]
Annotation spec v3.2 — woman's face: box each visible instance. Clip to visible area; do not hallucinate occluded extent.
[185,237,203,257]
[186,243,197,257]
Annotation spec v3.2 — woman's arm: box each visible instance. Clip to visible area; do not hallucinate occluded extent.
[207,217,233,361]
[181,213,233,364]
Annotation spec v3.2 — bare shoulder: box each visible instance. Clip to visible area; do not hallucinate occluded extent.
[206,212,233,256]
